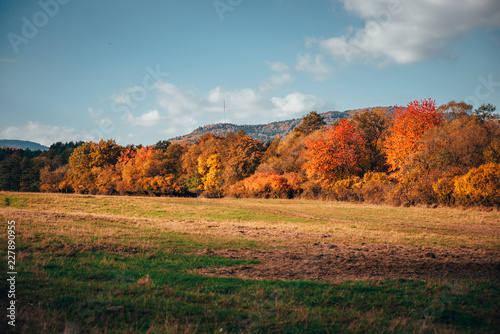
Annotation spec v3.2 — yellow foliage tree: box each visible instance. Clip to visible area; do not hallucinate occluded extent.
[198,154,222,196]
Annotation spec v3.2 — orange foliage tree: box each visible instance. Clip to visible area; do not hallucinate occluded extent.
[117,146,156,194]
[40,165,71,193]
[181,131,264,193]
[303,119,367,182]
[68,140,122,193]
[116,145,185,195]
[384,99,442,173]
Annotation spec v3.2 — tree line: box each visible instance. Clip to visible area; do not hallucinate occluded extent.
[1,99,499,207]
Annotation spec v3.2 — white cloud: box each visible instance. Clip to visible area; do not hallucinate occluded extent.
[125,110,161,127]
[120,81,200,137]
[209,88,323,121]
[155,81,324,125]
[88,107,103,120]
[304,37,318,49]
[259,73,294,92]
[159,115,198,137]
[271,92,324,118]
[319,0,500,65]
[110,86,146,106]
[205,86,272,120]
[0,122,95,147]
[260,61,294,92]
[295,53,334,81]
[111,80,326,137]
[156,82,200,116]
[0,58,15,63]
[267,61,291,73]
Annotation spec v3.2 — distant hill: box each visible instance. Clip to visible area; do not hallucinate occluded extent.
[170,108,391,143]
[0,139,49,151]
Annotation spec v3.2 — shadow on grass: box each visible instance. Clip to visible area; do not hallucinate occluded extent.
[1,250,497,333]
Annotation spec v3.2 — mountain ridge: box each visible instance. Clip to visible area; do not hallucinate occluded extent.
[169,108,390,143]
[0,139,49,151]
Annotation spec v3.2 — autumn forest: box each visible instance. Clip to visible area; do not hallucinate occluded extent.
[1,99,499,207]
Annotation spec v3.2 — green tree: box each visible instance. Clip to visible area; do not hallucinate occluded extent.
[293,111,326,135]
[155,140,171,151]
[0,152,22,191]
[20,156,43,192]
[474,103,498,123]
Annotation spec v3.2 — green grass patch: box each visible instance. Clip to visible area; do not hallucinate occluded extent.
[0,193,28,208]
[3,252,499,333]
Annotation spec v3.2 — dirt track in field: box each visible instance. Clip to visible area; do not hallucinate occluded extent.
[190,218,500,282]
[195,244,500,282]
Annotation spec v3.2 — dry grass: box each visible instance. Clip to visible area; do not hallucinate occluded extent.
[1,192,498,283]
[1,192,498,250]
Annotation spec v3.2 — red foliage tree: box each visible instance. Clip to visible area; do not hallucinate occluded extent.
[303,119,367,182]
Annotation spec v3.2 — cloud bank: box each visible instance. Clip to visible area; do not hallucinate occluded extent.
[0,122,95,147]
[318,0,500,65]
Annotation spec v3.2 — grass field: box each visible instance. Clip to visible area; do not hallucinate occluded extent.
[0,192,499,333]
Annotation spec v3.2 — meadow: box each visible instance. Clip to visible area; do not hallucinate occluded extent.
[0,192,499,333]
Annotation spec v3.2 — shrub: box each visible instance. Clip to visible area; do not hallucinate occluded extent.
[329,176,362,202]
[228,172,302,199]
[453,163,500,206]
[359,172,392,204]
[138,176,186,196]
[299,180,323,199]
[432,177,456,205]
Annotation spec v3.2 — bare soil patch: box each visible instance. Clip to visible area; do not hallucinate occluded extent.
[195,244,500,282]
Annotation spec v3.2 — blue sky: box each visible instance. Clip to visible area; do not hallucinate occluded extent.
[1,0,499,146]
